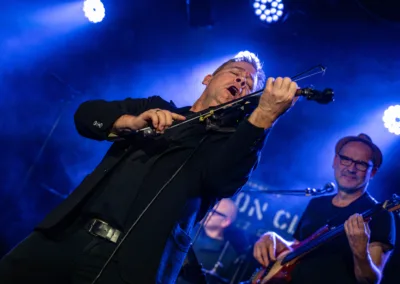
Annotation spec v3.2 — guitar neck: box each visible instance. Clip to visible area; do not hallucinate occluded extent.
[281,202,382,265]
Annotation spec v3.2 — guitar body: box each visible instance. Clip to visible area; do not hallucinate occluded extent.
[248,194,400,284]
[251,225,330,284]
[250,251,296,284]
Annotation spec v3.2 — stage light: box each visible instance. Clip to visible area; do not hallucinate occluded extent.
[83,0,105,23]
[253,0,285,23]
[234,50,261,65]
[382,105,400,135]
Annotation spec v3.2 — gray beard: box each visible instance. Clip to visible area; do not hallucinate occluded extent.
[337,181,367,194]
[339,186,360,194]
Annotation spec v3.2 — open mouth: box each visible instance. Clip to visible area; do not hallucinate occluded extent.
[227,86,239,97]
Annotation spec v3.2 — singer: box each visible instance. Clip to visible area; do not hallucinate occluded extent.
[252,133,396,284]
[0,51,300,284]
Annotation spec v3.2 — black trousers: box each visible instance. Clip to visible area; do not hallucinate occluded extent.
[0,224,128,284]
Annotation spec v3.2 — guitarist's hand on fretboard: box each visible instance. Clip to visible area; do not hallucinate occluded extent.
[248,195,400,284]
[344,213,371,258]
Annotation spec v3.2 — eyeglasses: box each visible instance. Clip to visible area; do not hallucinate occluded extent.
[210,208,227,218]
[338,154,373,172]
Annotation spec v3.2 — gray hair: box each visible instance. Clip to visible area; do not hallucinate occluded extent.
[212,51,265,91]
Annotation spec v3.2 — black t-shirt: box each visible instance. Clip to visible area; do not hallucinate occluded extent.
[193,230,238,281]
[290,192,396,284]
[177,228,238,284]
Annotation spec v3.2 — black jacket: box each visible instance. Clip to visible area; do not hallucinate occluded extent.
[35,95,269,283]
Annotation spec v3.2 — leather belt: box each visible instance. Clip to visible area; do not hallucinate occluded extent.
[85,218,122,244]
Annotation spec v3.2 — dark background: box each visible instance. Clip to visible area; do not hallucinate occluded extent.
[0,0,399,282]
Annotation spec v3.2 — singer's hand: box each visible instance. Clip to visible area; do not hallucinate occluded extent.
[248,77,298,129]
[112,109,186,133]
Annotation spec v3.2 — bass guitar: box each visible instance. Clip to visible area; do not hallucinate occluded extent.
[250,194,400,284]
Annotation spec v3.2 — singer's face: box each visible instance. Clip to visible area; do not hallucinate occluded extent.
[201,61,256,107]
[333,141,376,192]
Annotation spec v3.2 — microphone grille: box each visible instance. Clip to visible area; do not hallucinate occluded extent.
[324,182,336,191]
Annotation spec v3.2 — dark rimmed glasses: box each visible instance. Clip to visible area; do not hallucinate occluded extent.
[209,208,228,218]
[338,154,373,172]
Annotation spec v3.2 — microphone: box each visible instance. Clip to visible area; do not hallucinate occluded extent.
[242,182,336,196]
[322,182,336,193]
[312,182,336,195]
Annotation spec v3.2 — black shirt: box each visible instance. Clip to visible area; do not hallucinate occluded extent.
[38,94,269,283]
[177,228,238,284]
[82,106,206,230]
[193,229,238,282]
[290,192,396,284]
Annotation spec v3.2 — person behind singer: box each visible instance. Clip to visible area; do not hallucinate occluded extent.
[0,51,300,284]
[201,198,238,242]
[178,198,239,284]
[252,133,396,284]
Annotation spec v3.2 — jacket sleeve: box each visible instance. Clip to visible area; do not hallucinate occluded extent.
[73,96,171,141]
[201,118,269,198]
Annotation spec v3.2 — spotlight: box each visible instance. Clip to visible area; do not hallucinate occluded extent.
[382,105,400,135]
[83,0,105,23]
[252,0,285,23]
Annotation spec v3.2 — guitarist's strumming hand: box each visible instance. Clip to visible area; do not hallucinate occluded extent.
[344,213,371,259]
[253,232,294,267]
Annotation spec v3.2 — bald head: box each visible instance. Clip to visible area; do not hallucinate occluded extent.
[203,198,238,238]
[214,198,238,223]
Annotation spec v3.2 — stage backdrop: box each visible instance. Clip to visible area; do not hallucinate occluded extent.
[231,181,317,241]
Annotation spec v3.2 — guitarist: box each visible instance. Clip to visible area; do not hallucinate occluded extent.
[253,133,396,284]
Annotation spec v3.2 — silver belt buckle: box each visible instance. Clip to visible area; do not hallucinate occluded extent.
[87,219,121,244]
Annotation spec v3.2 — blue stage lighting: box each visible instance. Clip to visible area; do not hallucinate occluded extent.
[83,0,105,23]
[383,105,400,135]
[253,0,284,23]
